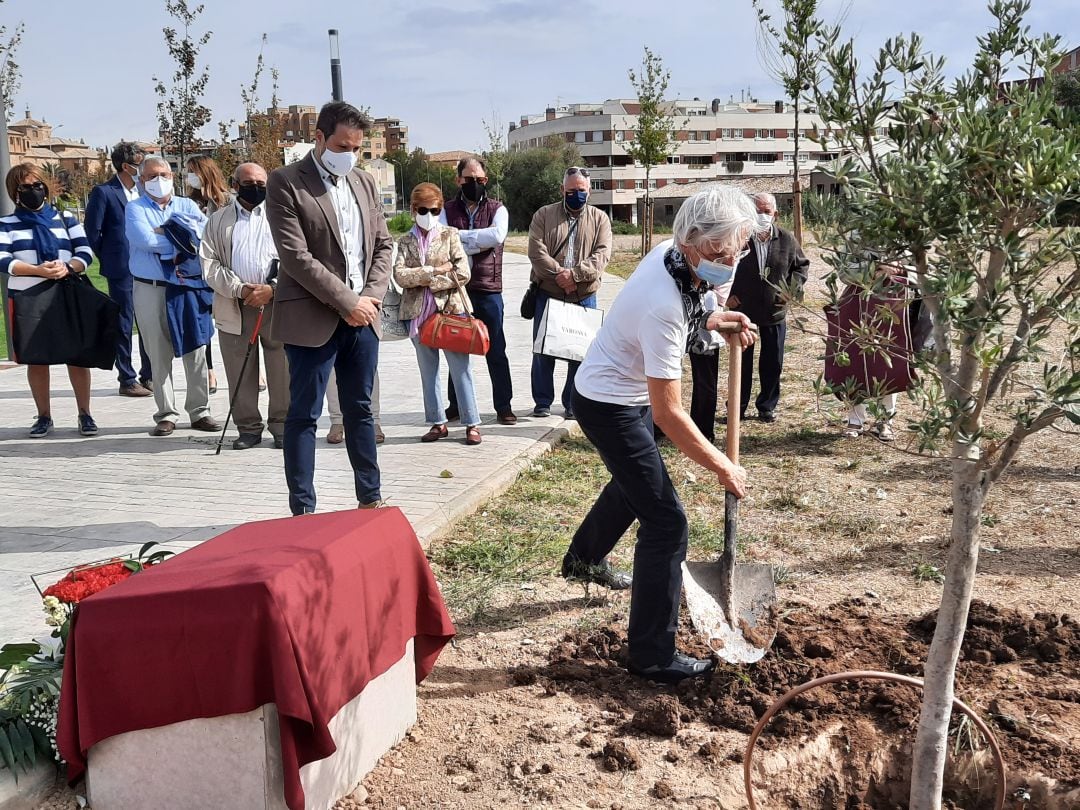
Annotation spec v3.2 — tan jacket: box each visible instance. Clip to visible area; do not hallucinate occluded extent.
[527,202,612,302]
[199,202,276,336]
[393,225,471,321]
[266,153,393,347]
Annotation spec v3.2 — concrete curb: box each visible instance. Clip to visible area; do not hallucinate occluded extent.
[411,419,583,548]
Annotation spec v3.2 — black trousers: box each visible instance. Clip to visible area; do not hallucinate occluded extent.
[689,350,722,442]
[741,322,787,416]
[567,389,690,669]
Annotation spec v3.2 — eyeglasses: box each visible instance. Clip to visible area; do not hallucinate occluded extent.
[566,167,590,178]
[17,182,46,192]
[237,181,267,188]
[415,206,441,215]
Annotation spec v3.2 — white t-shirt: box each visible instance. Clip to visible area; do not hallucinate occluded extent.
[574,239,688,407]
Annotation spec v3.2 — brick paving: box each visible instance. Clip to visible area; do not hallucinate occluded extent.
[0,253,623,642]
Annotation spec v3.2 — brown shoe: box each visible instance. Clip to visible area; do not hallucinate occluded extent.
[191,416,220,432]
[497,410,518,425]
[358,499,383,510]
[151,420,175,436]
[375,425,385,445]
[327,424,345,444]
[421,424,448,442]
[465,426,482,446]
[120,382,152,397]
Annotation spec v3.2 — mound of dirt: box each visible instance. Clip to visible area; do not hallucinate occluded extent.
[531,599,1080,790]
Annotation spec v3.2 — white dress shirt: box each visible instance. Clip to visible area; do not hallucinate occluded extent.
[754,229,772,275]
[315,157,366,291]
[121,177,139,203]
[231,201,278,285]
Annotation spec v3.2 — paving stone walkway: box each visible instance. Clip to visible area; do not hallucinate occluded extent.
[0,253,623,642]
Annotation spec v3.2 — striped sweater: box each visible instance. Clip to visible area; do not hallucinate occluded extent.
[0,208,95,291]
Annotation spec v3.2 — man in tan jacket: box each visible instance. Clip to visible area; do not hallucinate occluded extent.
[266,102,393,515]
[200,162,289,450]
[527,166,612,418]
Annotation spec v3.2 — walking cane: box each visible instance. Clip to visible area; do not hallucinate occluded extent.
[215,261,278,455]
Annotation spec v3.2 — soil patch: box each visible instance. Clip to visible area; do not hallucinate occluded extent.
[531,598,1080,793]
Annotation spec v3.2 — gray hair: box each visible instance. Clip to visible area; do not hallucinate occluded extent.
[139,155,170,176]
[673,186,759,253]
[753,192,777,211]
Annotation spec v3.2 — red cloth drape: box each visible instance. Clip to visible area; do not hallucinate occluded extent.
[56,508,455,810]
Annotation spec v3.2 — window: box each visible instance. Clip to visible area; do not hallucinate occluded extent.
[667,155,681,164]
[749,153,778,163]
[757,129,775,139]
[784,152,795,163]
[591,179,604,191]
[614,131,625,142]
[634,179,644,190]
[722,128,736,139]
[575,132,586,143]
[648,179,657,189]
[593,130,604,142]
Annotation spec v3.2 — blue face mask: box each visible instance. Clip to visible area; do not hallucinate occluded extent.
[694,258,736,288]
[564,190,588,210]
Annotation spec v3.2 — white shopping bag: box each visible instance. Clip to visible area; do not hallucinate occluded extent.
[533,299,604,362]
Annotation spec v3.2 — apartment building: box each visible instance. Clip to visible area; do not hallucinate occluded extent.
[507,98,842,222]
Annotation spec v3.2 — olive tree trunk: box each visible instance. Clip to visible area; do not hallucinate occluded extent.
[909,455,987,809]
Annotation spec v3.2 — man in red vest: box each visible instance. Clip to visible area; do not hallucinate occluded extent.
[439,156,516,424]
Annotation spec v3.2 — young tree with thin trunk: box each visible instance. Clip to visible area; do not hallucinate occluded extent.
[0,3,23,122]
[626,47,677,253]
[785,2,1080,806]
[153,0,212,192]
[752,0,835,244]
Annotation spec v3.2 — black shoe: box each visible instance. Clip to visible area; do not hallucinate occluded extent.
[629,652,716,685]
[272,435,284,449]
[758,410,777,423]
[232,433,262,450]
[561,554,632,590]
[445,406,459,423]
[564,407,575,420]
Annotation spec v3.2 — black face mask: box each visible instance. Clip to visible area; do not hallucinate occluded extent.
[236,184,267,208]
[18,186,47,211]
[461,178,486,203]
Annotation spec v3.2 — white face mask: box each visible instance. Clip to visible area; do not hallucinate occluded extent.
[414,212,437,231]
[186,173,202,190]
[145,176,174,199]
[757,212,774,229]
[320,145,357,177]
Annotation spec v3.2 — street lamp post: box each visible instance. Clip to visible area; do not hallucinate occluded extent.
[329,30,343,103]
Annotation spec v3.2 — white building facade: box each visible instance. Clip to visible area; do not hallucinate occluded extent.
[507,98,844,223]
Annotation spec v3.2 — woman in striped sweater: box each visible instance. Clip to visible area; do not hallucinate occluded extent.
[0,163,98,438]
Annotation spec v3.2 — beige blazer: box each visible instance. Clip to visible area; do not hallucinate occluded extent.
[393,225,471,321]
[527,201,612,302]
[266,153,393,347]
[199,203,255,336]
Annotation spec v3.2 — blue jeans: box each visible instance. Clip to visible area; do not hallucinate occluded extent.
[283,322,380,515]
[106,275,152,386]
[412,337,481,427]
[447,291,513,414]
[531,291,597,412]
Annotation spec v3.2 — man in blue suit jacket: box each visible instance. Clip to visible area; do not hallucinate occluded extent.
[85,142,153,397]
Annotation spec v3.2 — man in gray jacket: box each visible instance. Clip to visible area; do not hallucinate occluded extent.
[200,162,289,450]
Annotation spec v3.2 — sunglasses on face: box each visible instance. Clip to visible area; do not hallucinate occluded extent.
[566,167,590,178]
[17,182,46,192]
[415,206,441,215]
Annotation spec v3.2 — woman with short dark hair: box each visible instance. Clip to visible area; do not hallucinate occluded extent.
[0,163,98,437]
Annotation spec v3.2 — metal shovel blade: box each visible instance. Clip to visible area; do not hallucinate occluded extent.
[682,559,777,664]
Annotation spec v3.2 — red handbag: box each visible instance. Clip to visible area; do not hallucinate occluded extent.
[419,277,490,356]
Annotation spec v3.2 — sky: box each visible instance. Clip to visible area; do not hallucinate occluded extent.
[3,0,1078,155]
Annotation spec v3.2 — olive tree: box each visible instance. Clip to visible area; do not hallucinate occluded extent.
[791,1,1079,805]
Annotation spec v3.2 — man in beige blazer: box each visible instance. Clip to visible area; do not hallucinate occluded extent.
[200,162,289,450]
[266,102,393,515]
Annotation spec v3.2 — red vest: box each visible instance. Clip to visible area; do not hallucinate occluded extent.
[443,196,504,294]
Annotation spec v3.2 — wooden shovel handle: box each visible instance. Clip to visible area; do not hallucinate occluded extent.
[726,333,742,464]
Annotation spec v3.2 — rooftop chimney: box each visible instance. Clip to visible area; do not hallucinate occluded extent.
[509,122,517,132]
[545,107,556,121]
[775,100,784,113]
